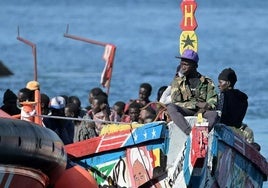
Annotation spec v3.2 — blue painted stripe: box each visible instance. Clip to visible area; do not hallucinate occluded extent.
[183,137,191,185]
[80,150,126,167]
[123,122,166,146]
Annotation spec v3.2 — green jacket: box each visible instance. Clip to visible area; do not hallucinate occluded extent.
[170,73,217,110]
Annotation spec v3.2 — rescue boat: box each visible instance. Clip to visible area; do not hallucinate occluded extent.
[0,114,66,187]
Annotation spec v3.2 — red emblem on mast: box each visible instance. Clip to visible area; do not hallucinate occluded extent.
[180,0,198,31]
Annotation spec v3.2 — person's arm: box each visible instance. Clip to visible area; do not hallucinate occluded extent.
[159,86,171,104]
[205,79,218,110]
[195,77,218,111]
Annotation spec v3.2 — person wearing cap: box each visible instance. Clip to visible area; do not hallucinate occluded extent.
[43,96,74,145]
[14,87,35,120]
[26,80,42,125]
[166,49,218,135]
[217,68,259,150]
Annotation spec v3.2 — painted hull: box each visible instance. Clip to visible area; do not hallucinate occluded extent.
[0,113,266,187]
[66,120,268,188]
[202,124,268,188]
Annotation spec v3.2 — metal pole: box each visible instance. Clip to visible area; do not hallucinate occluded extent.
[63,24,116,95]
[17,26,38,81]
[64,24,107,47]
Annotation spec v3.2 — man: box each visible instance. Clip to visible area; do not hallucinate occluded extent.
[137,83,152,107]
[0,89,20,115]
[78,90,110,140]
[217,68,247,127]
[139,105,157,124]
[43,96,74,145]
[124,82,154,115]
[217,68,259,150]
[167,49,218,135]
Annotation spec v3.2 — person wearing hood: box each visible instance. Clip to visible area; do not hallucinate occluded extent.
[217,68,248,126]
[217,68,259,150]
[0,89,20,115]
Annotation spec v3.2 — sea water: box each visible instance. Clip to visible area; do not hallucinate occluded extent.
[1,0,268,186]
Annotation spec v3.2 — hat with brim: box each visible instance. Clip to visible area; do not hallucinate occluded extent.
[26,81,40,91]
[176,49,199,63]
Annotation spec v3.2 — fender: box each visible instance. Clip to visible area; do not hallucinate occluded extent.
[0,118,67,184]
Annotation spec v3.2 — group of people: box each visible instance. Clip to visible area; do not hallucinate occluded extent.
[160,49,258,150]
[0,49,259,150]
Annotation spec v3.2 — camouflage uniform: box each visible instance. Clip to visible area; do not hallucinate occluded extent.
[170,73,218,111]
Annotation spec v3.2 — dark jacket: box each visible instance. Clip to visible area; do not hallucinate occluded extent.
[43,117,74,145]
[220,89,248,128]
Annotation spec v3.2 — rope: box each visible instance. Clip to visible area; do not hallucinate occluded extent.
[129,123,157,188]
[37,114,132,125]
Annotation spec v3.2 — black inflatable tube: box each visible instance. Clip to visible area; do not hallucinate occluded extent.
[0,117,67,183]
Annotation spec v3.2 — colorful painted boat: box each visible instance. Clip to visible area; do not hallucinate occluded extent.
[1,108,267,187]
[203,124,268,188]
[1,0,267,187]
[65,118,268,187]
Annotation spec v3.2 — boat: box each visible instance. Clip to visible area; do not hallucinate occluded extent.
[0,112,66,187]
[1,106,267,188]
[1,0,267,187]
[65,116,268,188]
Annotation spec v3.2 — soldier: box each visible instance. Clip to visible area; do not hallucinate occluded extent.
[167,49,218,135]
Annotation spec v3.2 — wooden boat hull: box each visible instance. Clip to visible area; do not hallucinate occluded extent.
[201,124,268,188]
[66,121,268,188]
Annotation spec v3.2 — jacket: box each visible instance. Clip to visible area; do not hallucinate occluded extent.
[170,73,218,110]
[219,89,248,127]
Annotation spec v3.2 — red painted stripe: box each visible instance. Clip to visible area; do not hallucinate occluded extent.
[97,134,130,152]
[234,135,245,154]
